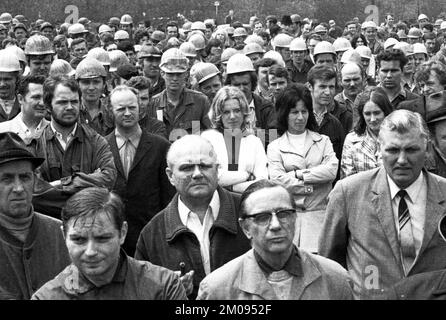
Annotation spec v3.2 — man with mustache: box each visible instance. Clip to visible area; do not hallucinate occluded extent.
[0,50,21,123]
[135,135,251,299]
[32,76,116,218]
[320,110,446,299]
[0,75,48,144]
[105,85,175,256]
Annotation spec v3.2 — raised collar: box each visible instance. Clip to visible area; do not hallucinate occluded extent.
[178,190,220,227]
[254,245,303,277]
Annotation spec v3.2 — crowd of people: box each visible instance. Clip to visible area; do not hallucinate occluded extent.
[1,8,446,300]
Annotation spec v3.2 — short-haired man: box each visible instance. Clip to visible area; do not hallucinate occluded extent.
[254,58,277,101]
[345,21,357,35]
[117,40,137,66]
[376,49,419,109]
[33,76,116,217]
[69,38,88,69]
[193,62,223,102]
[32,187,187,300]
[106,86,175,255]
[197,180,353,300]
[0,75,48,144]
[288,38,314,84]
[307,65,348,161]
[335,63,365,127]
[148,48,211,140]
[24,35,54,77]
[267,65,288,103]
[53,35,71,62]
[125,76,168,139]
[422,32,437,58]
[319,110,446,299]
[0,50,22,122]
[0,132,70,299]
[135,135,251,298]
[138,45,165,96]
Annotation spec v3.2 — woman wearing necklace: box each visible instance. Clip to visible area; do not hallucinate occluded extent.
[340,87,393,179]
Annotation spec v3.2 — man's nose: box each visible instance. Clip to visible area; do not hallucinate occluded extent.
[12,177,25,193]
[396,151,408,164]
[84,240,98,256]
[269,213,282,230]
[192,165,203,178]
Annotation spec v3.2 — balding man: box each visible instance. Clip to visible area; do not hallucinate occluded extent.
[335,63,365,127]
[135,135,251,299]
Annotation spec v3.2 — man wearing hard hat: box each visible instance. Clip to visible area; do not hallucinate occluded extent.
[0,49,22,122]
[24,35,54,77]
[147,48,211,139]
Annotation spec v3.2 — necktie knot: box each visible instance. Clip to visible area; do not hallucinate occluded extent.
[397,189,407,199]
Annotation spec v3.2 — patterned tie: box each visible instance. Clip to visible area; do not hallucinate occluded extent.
[397,190,416,275]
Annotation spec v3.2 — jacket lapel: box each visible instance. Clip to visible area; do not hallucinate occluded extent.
[238,250,278,300]
[129,132,152,172]
[292,249,322,299]
[371,168,403,269]
[416,172,446,260]
[107,132,126,178]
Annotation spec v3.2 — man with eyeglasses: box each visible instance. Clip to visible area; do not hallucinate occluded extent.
[197,180,353,300]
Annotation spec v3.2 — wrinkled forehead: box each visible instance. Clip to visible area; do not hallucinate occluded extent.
[67,211,116,234]
[171,142,217,166]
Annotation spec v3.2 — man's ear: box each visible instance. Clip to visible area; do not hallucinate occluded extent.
[165,167,175,187]
[17,93,25,106]
[119,221,128,245]
[239,218,253,240]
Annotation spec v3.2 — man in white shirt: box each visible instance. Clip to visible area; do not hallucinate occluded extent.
[135,135,251,299]
[319,109,446,299]
[0,75,48,144]
[0,50,22,122]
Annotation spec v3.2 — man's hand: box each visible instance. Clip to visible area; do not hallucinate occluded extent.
[174,270,194,296]
[50,180,62,187]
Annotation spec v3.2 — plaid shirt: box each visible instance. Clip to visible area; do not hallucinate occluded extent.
[340,129,382,179]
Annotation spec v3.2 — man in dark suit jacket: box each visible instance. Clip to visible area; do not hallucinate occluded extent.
[319,110,446,299]
[135,135,251,299]
[107,85,176,255]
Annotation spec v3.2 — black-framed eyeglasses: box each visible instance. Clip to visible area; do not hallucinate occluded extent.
[243,209,296,226]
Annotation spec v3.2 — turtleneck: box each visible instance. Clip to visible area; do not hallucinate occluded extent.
[0,211,33,243]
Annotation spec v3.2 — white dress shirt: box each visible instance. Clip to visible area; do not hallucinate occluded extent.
[387,172,427,256]
[51,122,77,151]
[115,127,142,178]
[178,191,220,275]
[0,112,48,143]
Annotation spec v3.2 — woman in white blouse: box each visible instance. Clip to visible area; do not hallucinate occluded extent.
[267,83,338,253]
[201,86,268,193]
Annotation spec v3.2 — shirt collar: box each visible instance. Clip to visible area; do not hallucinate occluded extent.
[378,83,406,101]
[254,245,303,277]
[178,190,220,226]
[387,171,425,203]
[342,91,354,104]
[115,126,142,149]
[50,121,77,138]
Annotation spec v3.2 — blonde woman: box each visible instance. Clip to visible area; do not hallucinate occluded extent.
[202,86,268,193]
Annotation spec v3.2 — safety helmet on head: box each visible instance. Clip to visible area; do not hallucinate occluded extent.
[109,50,129,72]
[314,25,327,34]
[361,21,377,30]
[413,43,427,56]
[355,45,372,59]
[120,14,133,25]
[340,48,362,65]
[179,42,197,58]
[244,34,264,46]
[191,21,206,31]
[233,27,248,38]
[393,42,414,56]
[14,15,27,24]
[220,48,238,65]
[68,23,88,35]
[188,33,206,50]
[24,35,55,55]
[193,62,220,84]
[0,24,6,31]
[86,47,111,66]
[0,49,21,72]
[109,17,120,26]
[384,37,399,50]
[78,17,91,26]
[40,22,53,31]
[150,30,165,42]
[313,41,336,56]
[333,37,352,52]
[0,13,12,24]
[272,33,293,49]
[98,24,113,35]
[226,53,255,75]
[441,21,446,30]
[75,58,107,79]
[138,45,162,59]
[13,23,27,33]
[407,27,422,38]
[290,38,307,51]
[263,50,285,67]
[204,19,215,27]
[50,59,75,78]
[418,14,429,22]
[4,45,26,63]
[160,48,189,73]
[182,22,192,32]
[114,30,130,40]
[243,43,265,55]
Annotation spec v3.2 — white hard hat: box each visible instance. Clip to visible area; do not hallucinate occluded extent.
[263,50,286,67]
[393,42,414,57]
[0,49,21,72]
[188,33,206,50]
[191,21,206,31]
[413,43,427,56]
[340,48,362,65]
[333,37,352,52]
[361,21,377,29]
[355,45,372,59]
[289,38,307,51]
[313,41,336,56]
[418,14,428,21]
[120,14,133,25]
[193,62,220,84]
[160,48,189,73]
[86,47,111,66]
[221,48,238,65]
[272,33,293,49]
[226,53,255,75]
[243,43,264,55]
[244,34,264,46]
[179,42,197,58]
[233,27,248,38]
[68,23,88,35]
[441,21,446,30]
[383,37,399,50]
[114,30,130,40]
[98,24,113,34]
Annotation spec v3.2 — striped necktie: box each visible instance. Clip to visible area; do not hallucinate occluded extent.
[397,189,416,275]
